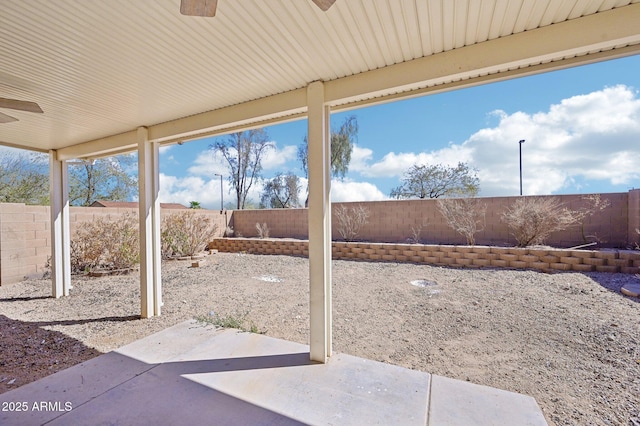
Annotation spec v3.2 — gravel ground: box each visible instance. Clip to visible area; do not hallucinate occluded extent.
[1,252,639,425]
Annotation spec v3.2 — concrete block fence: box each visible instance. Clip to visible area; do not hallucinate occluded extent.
[0,204,228,285]
[210,238,640,274]
[1,190,638,284]
[230,192,636,248]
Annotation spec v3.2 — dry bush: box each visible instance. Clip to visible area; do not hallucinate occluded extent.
[407,223,426,244]
[255,222,270,239]
[335,205,370,242]
[437,197,486,245]
[501,197,582,247]
[107,213,140,269]
[161,211,219,258]
[70,235,103,273]
[575,194,611,243]
[70,212,139,273]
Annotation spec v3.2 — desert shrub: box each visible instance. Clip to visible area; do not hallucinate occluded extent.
[255,222,270,239]
[437,197,486,245]
[107,213,140,269]
[335,205,370,242]
[70,235,103,273]
[501,197,582,247]
[70,212,139,273]
[575,194,611,243]
[161,211,219,258]
[407,223,426,244]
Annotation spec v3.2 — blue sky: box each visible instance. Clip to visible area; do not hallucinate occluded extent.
[156,55,640,209]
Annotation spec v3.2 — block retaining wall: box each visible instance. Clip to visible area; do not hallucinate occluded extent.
[210,238,640,274]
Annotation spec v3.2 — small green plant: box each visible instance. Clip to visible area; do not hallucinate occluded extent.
[195,311,262,334]
[161,211,219,258]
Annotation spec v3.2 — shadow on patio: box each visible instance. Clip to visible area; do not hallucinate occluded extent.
[0,320,548,425]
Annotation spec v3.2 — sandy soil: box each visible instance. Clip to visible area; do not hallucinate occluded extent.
[1,252,639,425]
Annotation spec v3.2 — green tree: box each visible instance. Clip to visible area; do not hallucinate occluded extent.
[189,201,202,209]
[298,115,358,179]
[68,156,137,206]
[260,173,301,208]
[0,151,49,205]
[391,162,479,199]
[212,129,273,210]
[298,115,358,205]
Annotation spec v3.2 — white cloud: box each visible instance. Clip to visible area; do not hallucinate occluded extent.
[359,145,472,178]
[159,172,267,209]
[349,144,374,172]
[187,143,298,178]
[353,85,640,196]
[159,173,229,209]
[261,144,298,171]
[330,180,387,202]
[463,84,640,195]
[186,150,229,178]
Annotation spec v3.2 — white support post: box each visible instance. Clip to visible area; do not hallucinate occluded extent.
[307,81,332,363]
[138,127,162,318]
[49,150,71,298]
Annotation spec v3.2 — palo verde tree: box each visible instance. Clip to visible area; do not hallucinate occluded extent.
[0,151,49,205]
[390,162,479,199]
[212,129,273,210]
[68,156,137,206]
[260,172,301,208]
[297,115,358,205]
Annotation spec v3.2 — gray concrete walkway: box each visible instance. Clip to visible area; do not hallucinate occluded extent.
[1,320,548,425]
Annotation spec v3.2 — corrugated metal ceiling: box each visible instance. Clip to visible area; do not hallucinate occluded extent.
[0,0,639,152]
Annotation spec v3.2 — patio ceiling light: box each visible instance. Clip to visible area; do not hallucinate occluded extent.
[180,0,336,17]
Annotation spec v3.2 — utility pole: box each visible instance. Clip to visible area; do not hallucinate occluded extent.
[214,173,223,212]
[519,140,525,196]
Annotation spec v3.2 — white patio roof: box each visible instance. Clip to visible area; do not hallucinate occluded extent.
[4,0,640,364]
[1,0,639,157]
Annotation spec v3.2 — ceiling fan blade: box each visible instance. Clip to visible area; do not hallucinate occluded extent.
[180,0,217,17]
[0,97,43,113]
[312,0,336,11]
[0,111,18,123]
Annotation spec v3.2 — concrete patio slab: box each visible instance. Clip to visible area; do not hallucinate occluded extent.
[428,375,548,426]
[0,320,548,425]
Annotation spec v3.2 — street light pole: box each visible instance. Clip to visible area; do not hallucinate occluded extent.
[519,140,525,196]
[214,173,223,212]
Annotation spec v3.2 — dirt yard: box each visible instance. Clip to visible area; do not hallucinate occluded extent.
[1,252,639,425]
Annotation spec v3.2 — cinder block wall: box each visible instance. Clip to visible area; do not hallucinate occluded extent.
[0,192,635,284]
[232,193,630,247]
[0,203,50,285]
[0,205,228,285]
[628,189,640,248]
